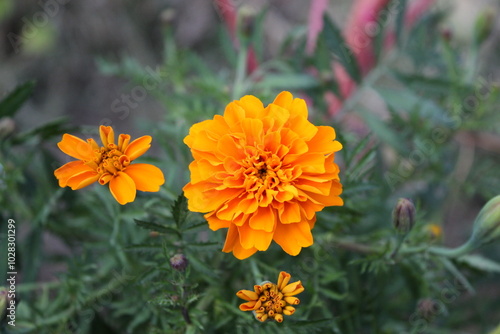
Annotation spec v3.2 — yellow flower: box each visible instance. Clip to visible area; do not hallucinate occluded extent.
[236,271,304,323]
[183,91,343,259]
[54,125,165,205]
[425,224,443,241]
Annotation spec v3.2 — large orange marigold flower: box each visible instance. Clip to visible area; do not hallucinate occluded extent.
[183,91,343,259]
[54,125,165,205]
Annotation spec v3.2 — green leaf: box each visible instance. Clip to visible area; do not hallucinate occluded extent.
[254,74,319,90]
[355,106,406,154]
[11,118,75,145]
[172,193,188,228]
[183,221,208,232]
[321,14,361,83]
[187,242,219,249]
[457,254,500,273]
[320,288,347,301]
[0,80,36,118]
[374,86,451,125]
[125,243,162,252]
[133,219,178,235]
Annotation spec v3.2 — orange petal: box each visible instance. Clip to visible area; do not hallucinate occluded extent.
[235,95,265,118]
[277,271,291,290]
[278,201,302,224]
[222,224,239,253]
[272,91,293,110]
[239,300,262,311]
[124,135,152,160]
[290,96,308,118]
[205,214,231,231]
[57,134,94,161]
[249,206,276,232]
[287,113,318,141]
[118,134,131,152]
[99,125,115,147]
[236,290,259,301]
[232,242,258,260]
[238,223,274,251]
[241,118,263,146]
[273,221,313,256]
[109,171,136,205]
[282,281,305,296]
[54,160,94,187]
[124,163,164,192]
[66,170,99,190]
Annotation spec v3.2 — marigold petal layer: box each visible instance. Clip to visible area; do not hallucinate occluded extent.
[124,164,165,192]
[57,134,94,161]
[124,135,152,160]
[183,91,343,259]
[109,171,136,205]
[54,160,94,188]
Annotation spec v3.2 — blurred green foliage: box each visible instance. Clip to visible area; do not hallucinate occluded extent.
[1,1,500,333]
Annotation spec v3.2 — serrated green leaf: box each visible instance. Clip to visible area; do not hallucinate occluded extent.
[457,254,500,273]
[133,219,178,235]
[172,193,188,228]
[321,15,361,83]
[0,80,36,118]
[183,221,208,232]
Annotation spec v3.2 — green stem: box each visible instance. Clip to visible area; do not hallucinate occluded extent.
[389,234,408,259]
[249,258,263,284]
[427,242,474,258]
[232,46,248,100]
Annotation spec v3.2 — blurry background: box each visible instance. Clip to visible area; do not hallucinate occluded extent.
[2,0,500,332]
[1,0,499,132]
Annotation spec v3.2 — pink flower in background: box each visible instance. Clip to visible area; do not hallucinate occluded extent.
[306,0,435,115]
[306,0,329,55]
[214,0,259,75]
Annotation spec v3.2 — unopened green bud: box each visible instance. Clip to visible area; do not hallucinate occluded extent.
[170,253,188,272]
[473,10,495,47]
[469,195,500,247]
[392,198,416,234]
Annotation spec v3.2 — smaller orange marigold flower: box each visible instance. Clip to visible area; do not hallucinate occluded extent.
[236,271,304,323]
[54,125,165,205]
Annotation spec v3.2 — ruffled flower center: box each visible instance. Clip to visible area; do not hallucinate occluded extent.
[258,283,286,316]
[85,140,131,185]
[239,147,300,203]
